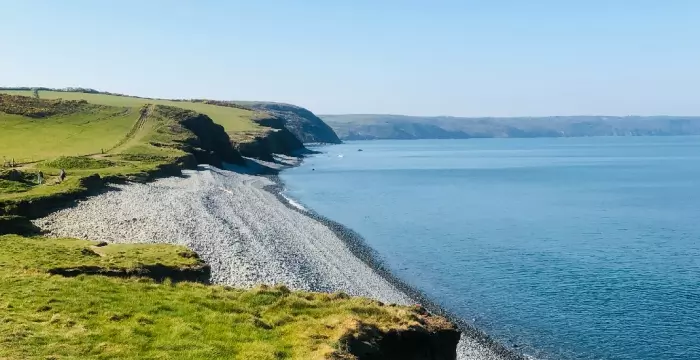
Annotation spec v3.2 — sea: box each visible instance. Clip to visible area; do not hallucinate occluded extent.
[279,137,700,360]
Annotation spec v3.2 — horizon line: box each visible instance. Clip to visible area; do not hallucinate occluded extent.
[318,113,700,119]
[3,86,700,119]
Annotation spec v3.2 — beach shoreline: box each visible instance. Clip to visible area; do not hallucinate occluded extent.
[33,156,526,360]
[267,169,527,360]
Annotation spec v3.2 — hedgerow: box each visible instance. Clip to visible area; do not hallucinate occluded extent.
[0,94,89,118]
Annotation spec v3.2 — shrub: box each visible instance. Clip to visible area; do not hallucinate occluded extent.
[0,179,32,194]
[0,94,89,118]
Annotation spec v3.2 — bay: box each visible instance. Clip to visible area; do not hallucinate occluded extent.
[280,137,700,360]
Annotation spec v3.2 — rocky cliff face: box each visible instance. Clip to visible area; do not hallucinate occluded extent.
[179,114,246,166]
[244,102,342,144]
[340,310,461,360]
[154,106,246,167]
[233,129,304,161]
[191,100,338,159]
[233,113,307,161]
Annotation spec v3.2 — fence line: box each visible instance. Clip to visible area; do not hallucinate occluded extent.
[1,157,36,168]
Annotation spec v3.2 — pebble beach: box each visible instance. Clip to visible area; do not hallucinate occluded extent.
[34,162,514,360]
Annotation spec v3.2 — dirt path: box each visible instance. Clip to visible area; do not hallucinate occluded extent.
[106,104,154,154]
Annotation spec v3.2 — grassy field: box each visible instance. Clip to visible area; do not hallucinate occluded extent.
[0,95,200,209]
[0,105,139,161]
[0,90,35,97]
[0,236,204,275]
[0,235,442,360]
[38,91,263,135]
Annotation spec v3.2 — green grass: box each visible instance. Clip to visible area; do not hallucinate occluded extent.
[0,174,91,202]
[38,91,264,134]
[0,90,35,97]
[0,99,139,162]
[0,236,203,274]
[0,235,444,359]
[0,179,32,194]
[42,156,116,170]
[0,96,200,206]
[0,159,176,202]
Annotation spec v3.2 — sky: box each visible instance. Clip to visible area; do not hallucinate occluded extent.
[1,0,699,116]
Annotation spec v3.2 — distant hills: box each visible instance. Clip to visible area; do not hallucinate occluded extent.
[321,114,700,140]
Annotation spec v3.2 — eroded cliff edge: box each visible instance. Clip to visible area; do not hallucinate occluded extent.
[244,102,342,144]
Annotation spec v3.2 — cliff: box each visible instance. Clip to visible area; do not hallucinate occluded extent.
[241,102,342,144]
[0,97,246,218]
[187,99,340,159]
[339,308,460,360]
[322,114,700,140]
[1,89,339,161]
[232,112,307,161]
[153,105,246,167]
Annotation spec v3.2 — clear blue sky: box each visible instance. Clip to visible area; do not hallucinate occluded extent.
[1,0,698,116]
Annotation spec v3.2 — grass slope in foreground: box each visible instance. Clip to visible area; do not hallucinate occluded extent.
[0,235,455,359]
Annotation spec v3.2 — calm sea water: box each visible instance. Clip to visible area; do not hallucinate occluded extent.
[280,137,700,360]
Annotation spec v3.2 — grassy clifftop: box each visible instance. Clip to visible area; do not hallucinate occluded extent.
[0,93,244,217]
[0,235,457,359]
[0,96,139,161]
[1,89,316,158]
[35,90,264,138]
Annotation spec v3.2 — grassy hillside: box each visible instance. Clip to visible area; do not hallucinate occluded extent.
[322,114,700,140]
[37,90,264,138]
[0,94,242,215]
[0,89,35,97]
[2,89,335,160]
[0,235,452,360]
[0,101,139,161]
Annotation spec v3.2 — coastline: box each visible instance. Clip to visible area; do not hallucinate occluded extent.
[33,155,526,360]
[268,166,527,360]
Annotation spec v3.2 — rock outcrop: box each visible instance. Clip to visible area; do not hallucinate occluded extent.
[340,310,461,360]
[244,102,342,144]
[0,215,40,235]
[153,106,246,167]
[184,100,340,158]
[48,262,211,283]
[233,112,307,161]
